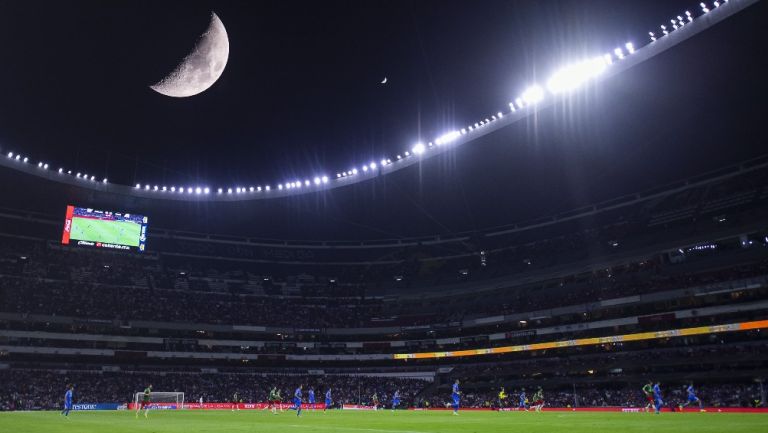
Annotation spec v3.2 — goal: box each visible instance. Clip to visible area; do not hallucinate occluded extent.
[133,391,185,409]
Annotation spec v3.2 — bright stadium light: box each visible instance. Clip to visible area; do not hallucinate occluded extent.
[195,187,202,194]
[6,152,12,158]
[76,173,81,178]
[672,19,678,30]
[37,162,42,167]
[435,130,460,145]
[412,142,426,155]
[314,177,321,185]
[43,163,48,169]
[515,97,524,108]
[257,186,262,191]
[521,85,544,105]
[204,187,210,194]
[661,24,669,35]
[649,31,657,41]
[162,186,167,191]
[546,57,608,94]
[227,188,232,194]
[145,185,150,190]
[352,168,358,174]
[217,188,223,194]
[686,10,693,21]
[337,173,342,178]
[362,165,368,172]
[321,176,328,184]
[265,185,270,191]
[103,178,108,184]
[171,186,176,192]
[23,157,28,163]
[179,187,185,193]
[135,183,140,188]
[625,42,635,53]
[304,180,310,186]
[249,186,254,192]
[278,184,283,190]
[614,47,625,59]
[91,176,96,181]
[59,168,64,173]
[15,154,20,160]
[369,162,377,169]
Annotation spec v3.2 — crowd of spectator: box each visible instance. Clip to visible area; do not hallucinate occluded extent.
[2,240,766,329]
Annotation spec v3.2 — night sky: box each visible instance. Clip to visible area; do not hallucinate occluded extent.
[0,0,765,240]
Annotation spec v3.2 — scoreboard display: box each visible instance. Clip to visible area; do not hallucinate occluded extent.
[61,205,148,252]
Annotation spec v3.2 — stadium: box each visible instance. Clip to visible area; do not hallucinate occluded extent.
[0,0,766,432]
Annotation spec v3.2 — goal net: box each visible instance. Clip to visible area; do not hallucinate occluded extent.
[133,391,185,409]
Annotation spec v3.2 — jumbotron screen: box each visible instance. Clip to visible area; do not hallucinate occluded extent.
[61,205,148,252]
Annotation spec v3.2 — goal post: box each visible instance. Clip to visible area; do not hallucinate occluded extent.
[133,391,185,409]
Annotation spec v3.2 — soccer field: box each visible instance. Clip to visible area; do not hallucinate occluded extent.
[1,410,767,433]
[70,217,142,247]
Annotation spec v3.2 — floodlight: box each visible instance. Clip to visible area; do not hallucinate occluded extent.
[195,187,202,194]
[102,178,107,183]
[521,85,544,104]
[314,177,321,185]
[412,142,426,154]
[43,164,49,169]
[625,42,634,53]
[321,176,328,184]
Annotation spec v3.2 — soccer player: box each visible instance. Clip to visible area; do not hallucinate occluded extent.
[61,384,73,417]
[497,387,507,411]
[680,383,705,412]
[518,390,528,411]
[652,382,663,415]
[232,391,240,411]
[642,382,654,413]
[291,385,303,417]
[267,387,279,414]
[532,387,544,412]
[451,380,461,415]
[136,384,152,418]
[308,388,316,411]
[392,390,401,412]
[324,388,332,413]
[372,392,379,411]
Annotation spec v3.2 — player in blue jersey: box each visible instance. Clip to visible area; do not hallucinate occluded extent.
[291,385,303,416]
[324,388,332,413]
[680,383,705,412]
[308,388,316,411]
[518,390,528,411]
[61,384,74,417]
[652,382,663,414]
[451,380,461,415]
[392,390,401,412]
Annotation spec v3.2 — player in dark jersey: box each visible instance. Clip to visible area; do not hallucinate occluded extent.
[267,387,280,414]
[136,384,152,418]
[532,388,544,412]
[642,382,654,413]
[231,391,240,411]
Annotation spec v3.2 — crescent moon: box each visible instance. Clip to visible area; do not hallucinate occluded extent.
[150,12,229,98]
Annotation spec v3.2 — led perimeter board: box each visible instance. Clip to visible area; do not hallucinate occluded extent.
[61,205,148,252]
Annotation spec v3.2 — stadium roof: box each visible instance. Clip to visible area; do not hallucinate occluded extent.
[0,0,765,239]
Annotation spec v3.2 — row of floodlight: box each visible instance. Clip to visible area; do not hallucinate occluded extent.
[649,1,728,41]
[3,0,720,199]
[6,151,108,184]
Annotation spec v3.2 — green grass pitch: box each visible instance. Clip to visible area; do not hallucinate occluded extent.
[70,217,142,247]
[1,410,766,433]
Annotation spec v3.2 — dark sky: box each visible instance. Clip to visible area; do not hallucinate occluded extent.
[0,0,766,240]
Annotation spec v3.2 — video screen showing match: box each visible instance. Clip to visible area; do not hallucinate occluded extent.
[61,205,148,252]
